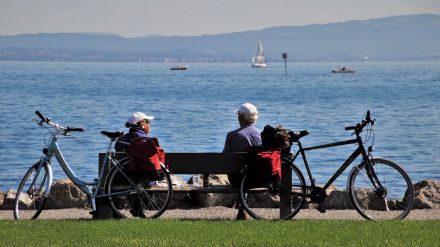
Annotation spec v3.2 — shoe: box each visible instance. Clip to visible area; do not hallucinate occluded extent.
[129,197,143,217]
[235,209,248,220]
[129,208,140,217]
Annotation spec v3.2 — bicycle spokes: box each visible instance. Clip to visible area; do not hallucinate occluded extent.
[14,164,50,220]
[349,158,414,220]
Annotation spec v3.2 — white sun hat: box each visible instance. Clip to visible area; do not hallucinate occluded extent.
[236,103,259,122]
[127,112,154,124]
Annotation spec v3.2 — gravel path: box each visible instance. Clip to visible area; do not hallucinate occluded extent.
[1,207,439,220]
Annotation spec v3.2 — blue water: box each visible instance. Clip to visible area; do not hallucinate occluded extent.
[0,61,439,191]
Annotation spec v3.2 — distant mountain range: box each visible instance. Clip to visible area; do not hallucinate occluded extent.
[0,14,439,62]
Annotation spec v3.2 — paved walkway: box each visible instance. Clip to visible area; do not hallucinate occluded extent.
[1,208,439,220]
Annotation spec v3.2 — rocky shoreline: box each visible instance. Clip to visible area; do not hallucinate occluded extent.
[1,176,439,211]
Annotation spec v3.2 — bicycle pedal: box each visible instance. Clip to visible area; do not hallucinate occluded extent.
[318,204,326,213]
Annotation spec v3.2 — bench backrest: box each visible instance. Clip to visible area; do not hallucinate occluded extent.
[166,152,246,174]
[99,152,246,175]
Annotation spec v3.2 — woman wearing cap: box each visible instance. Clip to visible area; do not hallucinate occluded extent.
[115,112,154,153]
[223,103,262,220]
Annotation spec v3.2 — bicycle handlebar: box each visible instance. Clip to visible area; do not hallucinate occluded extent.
[344,125,357,131]
[344,110,375,132]
[35,111,48,123]
[66,127,84,132]
[35,110,84,134]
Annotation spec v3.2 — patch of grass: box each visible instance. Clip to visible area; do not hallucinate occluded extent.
[1,219,439,246]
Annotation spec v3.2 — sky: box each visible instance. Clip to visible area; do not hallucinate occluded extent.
[1,0,440,37]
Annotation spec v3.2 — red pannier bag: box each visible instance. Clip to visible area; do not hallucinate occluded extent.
[128,137,165,180]
[246,146,282,185]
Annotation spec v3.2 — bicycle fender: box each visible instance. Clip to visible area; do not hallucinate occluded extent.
[34,161,53,198]
[45,163,53,198]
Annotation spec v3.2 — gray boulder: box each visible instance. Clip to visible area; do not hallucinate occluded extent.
[324,189,355,209]
[2,189,19,210]
[413,179,440,209]
[188,174,237,208]
[45,179,88,209]
[167,174,191,209]
[0,191,4,209]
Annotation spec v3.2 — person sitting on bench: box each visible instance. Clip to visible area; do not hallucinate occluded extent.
[115,112,154,153]
[223,103,262,220]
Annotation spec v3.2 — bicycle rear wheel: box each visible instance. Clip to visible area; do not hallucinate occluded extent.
[106,161,172,219]
[239,162,306,220]
[349,158,414,220]
[14,162,50,220]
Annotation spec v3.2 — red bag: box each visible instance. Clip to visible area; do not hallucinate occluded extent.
[128,137,165,177]
[246,146,282,183]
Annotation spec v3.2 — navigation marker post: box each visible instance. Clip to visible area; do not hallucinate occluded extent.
[282,53,288,76]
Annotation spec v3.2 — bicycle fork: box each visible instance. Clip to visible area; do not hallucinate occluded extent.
[36,159,54,199]
[365,157,386,194]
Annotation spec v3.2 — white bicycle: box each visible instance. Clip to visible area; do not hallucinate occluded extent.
[14,111,173,220]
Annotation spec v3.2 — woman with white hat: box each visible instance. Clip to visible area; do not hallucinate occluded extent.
[115,112,154,153]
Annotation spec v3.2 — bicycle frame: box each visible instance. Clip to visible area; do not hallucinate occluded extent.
[41,132,123,210]
[291,130,381,192]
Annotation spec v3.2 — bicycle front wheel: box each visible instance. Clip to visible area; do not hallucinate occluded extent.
[239,162,306,220]
[14,162,50,220]
[106,162,173,219]
[349,158,414,220]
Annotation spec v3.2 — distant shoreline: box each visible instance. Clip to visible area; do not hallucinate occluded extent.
[0,14,438,63]
[0,59,439,63]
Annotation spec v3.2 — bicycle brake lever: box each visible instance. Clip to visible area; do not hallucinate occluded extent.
[33,118,45,126]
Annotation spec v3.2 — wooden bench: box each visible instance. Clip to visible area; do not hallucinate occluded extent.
[95,152,292,219]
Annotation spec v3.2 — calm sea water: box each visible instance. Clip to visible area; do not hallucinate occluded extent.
[0,61,439,191]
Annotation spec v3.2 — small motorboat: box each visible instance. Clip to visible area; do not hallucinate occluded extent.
[170,65,189,71]
[332,67,354,73]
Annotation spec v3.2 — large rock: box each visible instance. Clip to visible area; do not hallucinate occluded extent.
[2,189,55,210]
[188,174,236,208]
[413,179,440,209]
[167,175,191,209]
[45,179,88,209]
[2,189,19,210]
[324,189,355,210]
[0,191,4,209]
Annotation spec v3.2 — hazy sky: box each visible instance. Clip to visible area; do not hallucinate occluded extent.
[1,0,439,37]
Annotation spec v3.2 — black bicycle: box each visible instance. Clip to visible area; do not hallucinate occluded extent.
[238,111,414,220]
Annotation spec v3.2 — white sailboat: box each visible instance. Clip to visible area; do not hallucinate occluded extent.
[251,40,268,68]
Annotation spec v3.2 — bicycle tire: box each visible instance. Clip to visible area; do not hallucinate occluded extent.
[348,158,414,220]
[239,162,306,220]
[14,162,50,220]
[106,159,173,219]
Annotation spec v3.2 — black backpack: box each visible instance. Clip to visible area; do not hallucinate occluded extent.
[261,125,291,150]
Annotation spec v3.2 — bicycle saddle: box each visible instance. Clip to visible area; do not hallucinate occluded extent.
[101,131,124,139]
[289,130,309,142]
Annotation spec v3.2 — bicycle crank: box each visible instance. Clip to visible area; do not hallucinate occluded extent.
[310,187,327,204]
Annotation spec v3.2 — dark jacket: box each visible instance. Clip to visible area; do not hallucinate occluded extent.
[115,125,149,153]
